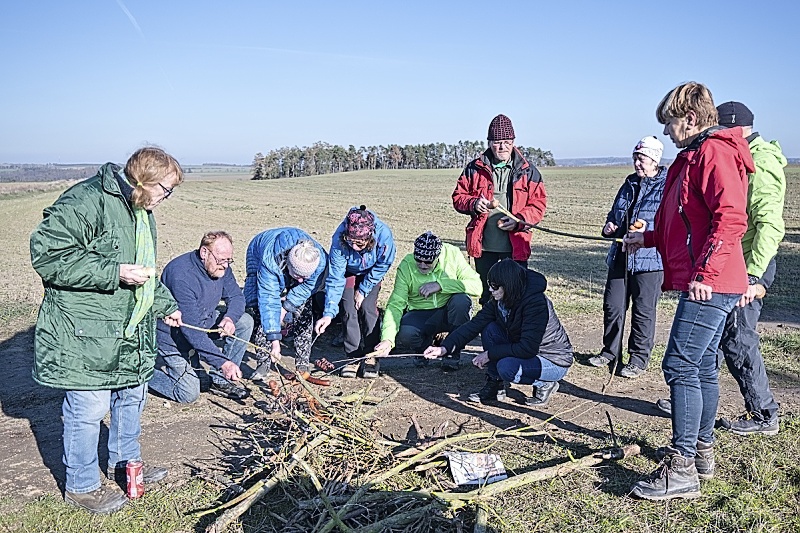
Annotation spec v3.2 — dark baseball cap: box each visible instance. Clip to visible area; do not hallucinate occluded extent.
[717,101,754,128]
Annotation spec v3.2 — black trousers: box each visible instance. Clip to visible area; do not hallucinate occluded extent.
[340,273,381,357]
[600,260,663,369]
[395,293,473,354]
[719,258,779,422]
[474,251,527,305]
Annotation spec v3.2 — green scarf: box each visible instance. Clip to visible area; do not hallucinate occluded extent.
[124,207,156,338]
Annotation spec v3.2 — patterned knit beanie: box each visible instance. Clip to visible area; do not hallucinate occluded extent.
[288,240,320,278]
[413,231,442,262]
[487,114,515,141]
[632,136,664,165]
[345,205,375,241]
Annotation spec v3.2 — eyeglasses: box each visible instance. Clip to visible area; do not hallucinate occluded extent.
[158,182,175,199]
[206,248,234,266]
[345,237,369,248]
[415,257,435,265]
[489,283,501,291]
[490,140,513,148]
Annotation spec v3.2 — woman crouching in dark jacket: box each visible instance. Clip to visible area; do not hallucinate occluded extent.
[424,259,573,407]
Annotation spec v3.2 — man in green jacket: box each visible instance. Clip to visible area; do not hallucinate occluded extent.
[30,147,183,514]
[716,102,786,435]
[373,231,482,371]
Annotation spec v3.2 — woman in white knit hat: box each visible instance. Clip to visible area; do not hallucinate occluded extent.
[244,228,327,379]
[588,136,667,378]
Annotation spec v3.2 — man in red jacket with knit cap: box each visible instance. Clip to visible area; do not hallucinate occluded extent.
[452,114,547,304]
[624,82,754,501]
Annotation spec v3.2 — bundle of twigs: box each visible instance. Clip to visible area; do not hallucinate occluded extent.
[196,382,639,533]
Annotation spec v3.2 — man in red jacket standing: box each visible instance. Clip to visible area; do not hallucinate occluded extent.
[624,82,754,501]
[452,114,547,304]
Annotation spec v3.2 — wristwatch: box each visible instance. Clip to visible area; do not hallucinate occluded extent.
[747,274,760,285]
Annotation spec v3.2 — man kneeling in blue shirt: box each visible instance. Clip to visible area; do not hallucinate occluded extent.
[151,231,253,402]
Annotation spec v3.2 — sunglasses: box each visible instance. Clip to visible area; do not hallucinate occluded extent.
[489,283,501,291]
[415,257,435,265]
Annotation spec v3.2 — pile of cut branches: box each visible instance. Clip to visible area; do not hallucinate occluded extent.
[195,379,639,533]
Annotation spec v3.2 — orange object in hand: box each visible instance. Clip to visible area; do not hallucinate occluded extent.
[629,220,645,231]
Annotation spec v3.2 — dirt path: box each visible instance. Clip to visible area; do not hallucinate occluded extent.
[1,315,799,507]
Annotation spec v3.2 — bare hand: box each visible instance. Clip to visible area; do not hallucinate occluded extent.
[622,231,644,253]
[498,216,517,231]
[602,222,618,237]
[472,351,490,369]
[374,340,392,356]
[218,317,236,337]
[423,346,446,359]
[120,264,151,286]
[354,290,365,311]
[220,360,242,382]
[475,197,492,214]
[419,281,442,298]
[162,310,182,328]
[270,339,282,364]
[314,315,332,335]
[687,280,713,301]
[737,284,761,307]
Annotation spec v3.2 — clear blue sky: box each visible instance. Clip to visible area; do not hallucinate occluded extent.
[2,0,798,164]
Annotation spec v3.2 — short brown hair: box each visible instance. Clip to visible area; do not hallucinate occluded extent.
[200,231,233,248]
[125,146,184,209]
[656,82,718,129]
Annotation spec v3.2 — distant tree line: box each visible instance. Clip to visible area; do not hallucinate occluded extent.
[0,164,97,183]
[251,141,556,180]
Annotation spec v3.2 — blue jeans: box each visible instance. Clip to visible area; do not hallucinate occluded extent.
[63,384,147,493]
[149,312,254,403]
[481,321,568,387]
[663,292,740,457]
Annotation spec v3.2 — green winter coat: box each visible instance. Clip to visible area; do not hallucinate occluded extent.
[742,137,787,278]
[30,163,178,390]
[380,243,482,347]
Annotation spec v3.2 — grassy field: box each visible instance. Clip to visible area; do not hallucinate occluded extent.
[1,166,799,532]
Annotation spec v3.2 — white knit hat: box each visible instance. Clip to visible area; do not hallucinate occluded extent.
[633,136,664,165]
[288,240,320,278]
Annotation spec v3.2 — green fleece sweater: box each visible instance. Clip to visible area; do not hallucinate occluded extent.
[380,243,482,346]
[742,136,787,278]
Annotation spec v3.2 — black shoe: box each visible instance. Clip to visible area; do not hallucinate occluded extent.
[209,381,250,400]
[361,359,380,379]
[250,359,273,382]
[526,381,559,407]
[620,363,645,378]
[441,354,461,371]
[468,377,506,404]
[655,441,714,480]
[631,449,701,500]
[65,486,127,514]
[727,413,779,436]
[106,462,169,485]
[655,398,671,415]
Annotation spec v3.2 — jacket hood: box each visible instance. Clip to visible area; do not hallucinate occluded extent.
[691,126,756,174]
[525,269,547,295]
[750,137,788,168]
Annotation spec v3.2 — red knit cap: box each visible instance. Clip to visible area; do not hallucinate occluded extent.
[487,114,515,141]
[345,205,375,241]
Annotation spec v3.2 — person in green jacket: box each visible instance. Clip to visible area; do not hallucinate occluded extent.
[373,231,482,371]
[30,147,184,514]
[654,102,787,437]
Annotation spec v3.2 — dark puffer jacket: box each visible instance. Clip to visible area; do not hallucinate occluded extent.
[440,270,573,367]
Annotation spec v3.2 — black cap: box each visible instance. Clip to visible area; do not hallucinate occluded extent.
[717,101,754,128]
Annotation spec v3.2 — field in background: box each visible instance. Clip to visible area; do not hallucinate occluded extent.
[1,166,799,532]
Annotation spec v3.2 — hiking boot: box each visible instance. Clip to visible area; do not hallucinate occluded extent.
[631,449,701,500]
[619,363,645,379]
[588,355,612,368]
[106,462,169,486]
[727,413,779,436]
[250,359,273,382]
[468,377,506,404]
[655,398,671,415]
[64,486,127,514]
[361,358,380,379]
[209,381,250,401]
[525,381,560,407]
[655,441,714,480]
[341,362,360,378]
[441,353,461,371]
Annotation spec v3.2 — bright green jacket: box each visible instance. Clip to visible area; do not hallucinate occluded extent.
[380,243,482,346]
[742,137,787,278]
[30,163,178,390]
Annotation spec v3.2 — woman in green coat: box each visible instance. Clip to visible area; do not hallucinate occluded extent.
[30,147,183,514]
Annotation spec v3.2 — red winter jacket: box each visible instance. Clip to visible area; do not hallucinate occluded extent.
[642,127,754,294]
[452,148,547,261]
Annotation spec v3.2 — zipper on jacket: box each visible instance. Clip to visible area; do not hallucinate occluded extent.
[702,241,720,268]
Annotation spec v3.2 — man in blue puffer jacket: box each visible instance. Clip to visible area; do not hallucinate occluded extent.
[588,136,667,378]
